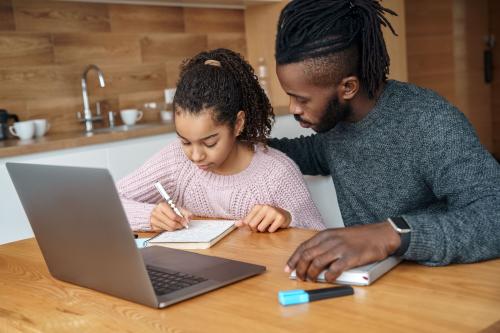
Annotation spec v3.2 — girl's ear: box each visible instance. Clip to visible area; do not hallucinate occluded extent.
[235,111,245,137]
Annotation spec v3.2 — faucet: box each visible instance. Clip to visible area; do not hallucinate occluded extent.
[78,64,106,132]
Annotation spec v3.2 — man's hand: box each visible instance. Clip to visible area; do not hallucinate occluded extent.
[150,203,192,231]
[235,204,291,233]
[285,221,401,282]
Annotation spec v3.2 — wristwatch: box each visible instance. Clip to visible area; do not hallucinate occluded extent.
[387,217,412,257]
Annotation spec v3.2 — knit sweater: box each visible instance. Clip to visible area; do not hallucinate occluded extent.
[269,80,500,266]
[117,141,325,231]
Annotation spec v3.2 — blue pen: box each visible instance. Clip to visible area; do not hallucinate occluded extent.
[278,286,354,306]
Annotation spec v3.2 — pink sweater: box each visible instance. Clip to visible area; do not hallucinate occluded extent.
[117,141,325,231]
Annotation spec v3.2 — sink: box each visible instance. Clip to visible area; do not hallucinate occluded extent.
[90,124,157,134]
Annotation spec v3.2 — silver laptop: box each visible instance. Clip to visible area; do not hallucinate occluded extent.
[6,162,265,309]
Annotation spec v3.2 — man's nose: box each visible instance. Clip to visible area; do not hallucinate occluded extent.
[289,99,302,115]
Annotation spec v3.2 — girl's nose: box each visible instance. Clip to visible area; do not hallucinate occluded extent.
[190,147,205,162]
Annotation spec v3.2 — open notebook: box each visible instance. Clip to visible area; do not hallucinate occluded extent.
[290,256,402,286]
[145,220,236,249]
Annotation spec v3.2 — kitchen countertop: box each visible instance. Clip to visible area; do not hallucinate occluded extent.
[0,106,290,159]
[0,122,176,159]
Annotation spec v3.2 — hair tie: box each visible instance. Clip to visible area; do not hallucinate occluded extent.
[204,59,222,67]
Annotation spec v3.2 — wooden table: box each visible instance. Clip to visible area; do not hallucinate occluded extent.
[0,228,499,333]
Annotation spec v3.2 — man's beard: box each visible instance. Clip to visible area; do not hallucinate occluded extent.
[294,96,352,133]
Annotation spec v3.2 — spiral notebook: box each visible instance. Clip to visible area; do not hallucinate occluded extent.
[145,220,236,249]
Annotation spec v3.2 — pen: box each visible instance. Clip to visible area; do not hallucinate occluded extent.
[278,286,354,306]
[154,181,188,229]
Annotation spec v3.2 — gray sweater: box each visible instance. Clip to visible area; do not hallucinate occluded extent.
[269,80,500,266]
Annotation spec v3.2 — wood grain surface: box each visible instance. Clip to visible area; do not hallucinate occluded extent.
[0,228,499,333]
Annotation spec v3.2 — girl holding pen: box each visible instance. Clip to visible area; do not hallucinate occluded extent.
[117,48,325,233]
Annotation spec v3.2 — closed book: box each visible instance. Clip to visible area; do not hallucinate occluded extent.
[289,256,402,286]
[145,220,236,250]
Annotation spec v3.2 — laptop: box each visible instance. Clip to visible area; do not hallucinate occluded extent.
[6,162,265,309]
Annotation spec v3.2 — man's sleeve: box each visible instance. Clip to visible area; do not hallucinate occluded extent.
[401,108,500,265]
[268,134,330,176]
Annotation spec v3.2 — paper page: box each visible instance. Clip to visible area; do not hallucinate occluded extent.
[148,220,236,243]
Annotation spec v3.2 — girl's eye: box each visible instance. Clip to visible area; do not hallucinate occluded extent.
[204,142,217,148]
[180,140,191,146]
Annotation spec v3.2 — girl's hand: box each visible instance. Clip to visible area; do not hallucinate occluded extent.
[236,204,291,233]
[150,203,192,231]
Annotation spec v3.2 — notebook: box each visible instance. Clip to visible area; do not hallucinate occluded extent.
[145,220,236,249]
[289,256,402,286]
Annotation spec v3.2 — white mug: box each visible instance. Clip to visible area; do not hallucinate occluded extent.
[33,119,50,137]
[9,121,35,140]
[120,109,143,126]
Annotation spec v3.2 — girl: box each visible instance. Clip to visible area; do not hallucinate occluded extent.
[117,48,324,233]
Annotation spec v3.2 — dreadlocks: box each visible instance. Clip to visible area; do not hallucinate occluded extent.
[174,48,274,145]
[275,0,397,98]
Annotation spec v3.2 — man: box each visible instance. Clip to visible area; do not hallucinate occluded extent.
[267,0,500,282]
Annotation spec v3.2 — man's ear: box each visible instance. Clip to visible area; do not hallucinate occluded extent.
[235,110,245,136]
[338,76,360,101]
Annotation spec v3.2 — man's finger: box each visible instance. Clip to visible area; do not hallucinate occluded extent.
[305,248,342,281]
[286,230,335,271]
[323,257,350,283]
[294,243,333,281]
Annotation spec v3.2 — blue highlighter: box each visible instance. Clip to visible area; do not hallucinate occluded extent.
[278,286,354,306]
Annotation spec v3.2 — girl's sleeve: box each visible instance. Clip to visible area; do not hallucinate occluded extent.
[270,153,326,231]
[116,142,181,231]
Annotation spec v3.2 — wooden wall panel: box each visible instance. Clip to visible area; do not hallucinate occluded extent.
[0,1,248,135]
[140,34,207,63]
[13,0,110,32]
[53,33,141,65]
[184,8,244,33]
[406,0,493,152]
[207,33,247,57]
[0,0,15,31]
[91,63,167,98]
[109,4,184,33]
[406,0,455,103]
[0,33,54,66]
[0,65,82,100]
[490,0,500,157]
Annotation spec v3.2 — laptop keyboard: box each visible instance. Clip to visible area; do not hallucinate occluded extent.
[146,266,208,296]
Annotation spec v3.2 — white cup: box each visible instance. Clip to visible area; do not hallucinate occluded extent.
[160,110,173,123]
[120,109,143,126]
[164,88,176,104]
[33,119,50,137]
[9,121,35,141]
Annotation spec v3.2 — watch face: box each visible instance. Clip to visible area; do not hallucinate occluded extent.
[391,217,411,232]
